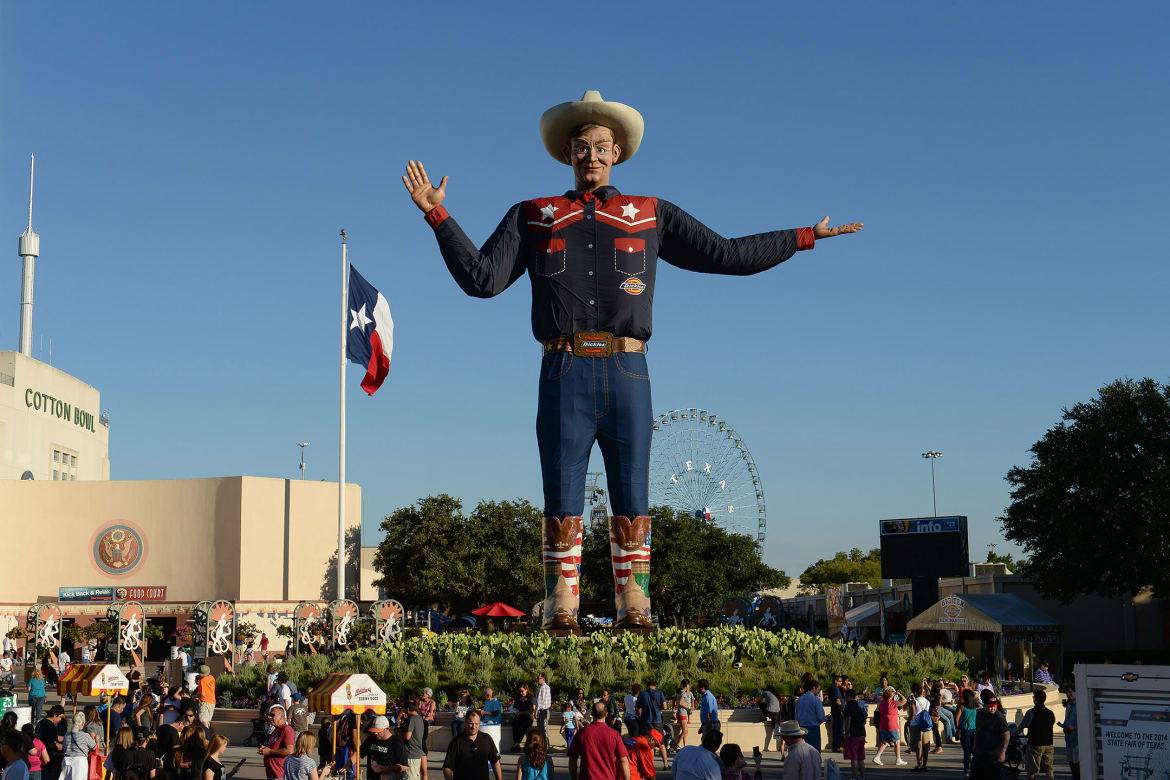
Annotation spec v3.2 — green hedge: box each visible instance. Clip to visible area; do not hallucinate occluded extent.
[218,627,967,708]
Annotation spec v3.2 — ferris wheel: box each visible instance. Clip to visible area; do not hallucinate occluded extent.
[648,408,768,543]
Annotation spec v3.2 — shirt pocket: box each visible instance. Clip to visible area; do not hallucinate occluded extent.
[614,237,647,276]
[532,238,566,277]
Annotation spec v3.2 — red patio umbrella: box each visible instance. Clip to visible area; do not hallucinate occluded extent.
[471,602,526,618]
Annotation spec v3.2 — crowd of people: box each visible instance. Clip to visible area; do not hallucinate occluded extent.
[0,653,1081,780]
[0,664,222,780]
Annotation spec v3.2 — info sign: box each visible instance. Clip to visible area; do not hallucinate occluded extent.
[879,516,963,535]
[1075,663,1170,780]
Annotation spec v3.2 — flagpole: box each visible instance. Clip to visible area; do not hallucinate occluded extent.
[338,228,348,600]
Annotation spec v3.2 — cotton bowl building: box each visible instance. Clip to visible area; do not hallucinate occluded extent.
[0,473,367,660]
[0,355,370,659]
[1,351,110,481]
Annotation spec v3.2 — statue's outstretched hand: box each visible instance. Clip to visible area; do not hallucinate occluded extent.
[813,216,864,239]
[402,160,447,214]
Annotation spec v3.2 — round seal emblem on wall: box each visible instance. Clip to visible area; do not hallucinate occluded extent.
[93,523,145,576]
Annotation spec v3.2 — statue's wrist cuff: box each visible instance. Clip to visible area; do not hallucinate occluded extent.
[796,227,815,251]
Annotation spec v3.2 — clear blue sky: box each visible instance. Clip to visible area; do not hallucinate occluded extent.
[3,2,1167,577]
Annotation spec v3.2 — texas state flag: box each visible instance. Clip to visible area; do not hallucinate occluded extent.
[347,265,394,395]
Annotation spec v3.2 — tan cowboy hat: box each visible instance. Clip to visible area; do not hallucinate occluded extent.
[539,90,644,166]
[777,720,807,737]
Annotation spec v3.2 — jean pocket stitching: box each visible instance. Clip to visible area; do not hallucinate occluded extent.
[614,353,649,380]
[542,353,573,381]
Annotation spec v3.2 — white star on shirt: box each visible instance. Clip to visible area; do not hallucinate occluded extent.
[350,304,372,333]
[540,204,558,221]
[621,203,640,220]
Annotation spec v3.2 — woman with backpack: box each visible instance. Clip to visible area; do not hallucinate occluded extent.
[907,683,934,772]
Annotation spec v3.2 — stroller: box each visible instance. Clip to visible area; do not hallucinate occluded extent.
[247,715,269,746]
[1001,727,1027,777]
[247,695,274,747]
[659,723,678,754]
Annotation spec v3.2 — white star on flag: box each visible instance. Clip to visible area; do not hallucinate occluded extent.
[621,203,640,220]
[349,304,373,332]
[540,204,558,221]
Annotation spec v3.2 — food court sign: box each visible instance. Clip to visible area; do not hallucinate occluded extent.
[60,586,167,603]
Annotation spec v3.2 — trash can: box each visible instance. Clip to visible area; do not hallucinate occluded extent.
[482,724,502,753]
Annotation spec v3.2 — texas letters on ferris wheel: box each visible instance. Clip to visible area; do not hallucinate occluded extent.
[409,90,861,632]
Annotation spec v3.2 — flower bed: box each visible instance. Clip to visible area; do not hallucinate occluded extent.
[217,627,968,705]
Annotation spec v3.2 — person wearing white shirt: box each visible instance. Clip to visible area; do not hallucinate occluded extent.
[58,649,71,675]
[272,673,293,710]
[535,673,552,736]
[907,684,933,771]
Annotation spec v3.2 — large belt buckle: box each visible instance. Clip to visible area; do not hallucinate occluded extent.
[573,331,613,358]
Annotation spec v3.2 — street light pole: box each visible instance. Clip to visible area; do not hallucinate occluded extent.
[921,450,943,516]
[298,442,310,480]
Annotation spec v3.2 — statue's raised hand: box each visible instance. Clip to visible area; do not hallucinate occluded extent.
[402,160,447,214]
[814,216,864,239]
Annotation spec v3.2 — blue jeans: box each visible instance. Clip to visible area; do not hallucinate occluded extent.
[802,723,822,751]
[939,706,956,741]
[960,729,975,774]
[536,352,652,517]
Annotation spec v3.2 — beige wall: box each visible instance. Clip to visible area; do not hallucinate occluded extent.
[0,351,110,481]
[0,476,360,604]
[360,546,380,602]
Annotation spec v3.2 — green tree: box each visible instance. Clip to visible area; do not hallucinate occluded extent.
[984,549,1025,572]
[372,495,543,614]
[799,548,882,591]
[580,506,789,626]
[466,499,544,610]
[1000,378,1170,601]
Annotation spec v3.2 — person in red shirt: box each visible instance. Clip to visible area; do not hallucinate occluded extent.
[568,702,630,780]
[259,705,296,779]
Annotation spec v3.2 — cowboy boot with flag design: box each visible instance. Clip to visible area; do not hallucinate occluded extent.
[542,516,583,631]
[609,515,653,629]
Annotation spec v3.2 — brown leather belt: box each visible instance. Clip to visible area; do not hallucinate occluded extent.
[543,332,646,357]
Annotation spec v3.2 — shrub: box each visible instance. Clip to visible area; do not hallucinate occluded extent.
[215,628,967,709]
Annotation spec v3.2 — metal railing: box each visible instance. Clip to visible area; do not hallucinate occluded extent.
[0,371,14,387]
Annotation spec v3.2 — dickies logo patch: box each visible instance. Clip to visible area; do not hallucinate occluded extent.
[619,277,646,296]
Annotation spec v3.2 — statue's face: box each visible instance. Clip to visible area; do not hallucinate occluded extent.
[565,126,621,190]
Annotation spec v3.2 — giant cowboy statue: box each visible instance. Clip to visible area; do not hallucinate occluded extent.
[403,91,862,632]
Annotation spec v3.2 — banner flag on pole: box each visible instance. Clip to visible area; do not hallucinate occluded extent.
[346,265,394,395]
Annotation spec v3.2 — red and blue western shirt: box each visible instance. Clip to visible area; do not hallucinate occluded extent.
[423,185,816,343]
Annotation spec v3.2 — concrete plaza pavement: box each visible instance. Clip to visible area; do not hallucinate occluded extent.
[215,736,1077,780]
